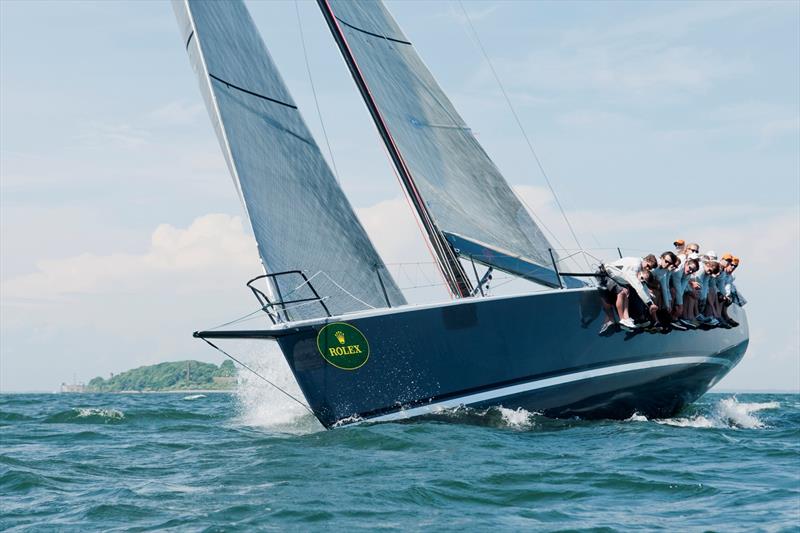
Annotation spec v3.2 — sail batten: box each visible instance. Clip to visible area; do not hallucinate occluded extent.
[174,0,405,320]
[321,0,570,287]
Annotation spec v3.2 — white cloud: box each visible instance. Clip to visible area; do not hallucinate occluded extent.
[75,122,151,150]
[556,109,643,130]
[147,100,205,126]
[485,45,746,97]
[561,2,769,47]
[761,117,800,141]
[1,214,259,302]
[1,201,797,392]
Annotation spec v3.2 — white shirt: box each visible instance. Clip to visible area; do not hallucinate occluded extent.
[605,257,653,305]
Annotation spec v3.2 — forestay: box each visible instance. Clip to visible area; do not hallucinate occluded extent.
[173,0,405,320]
[323,0,568,288]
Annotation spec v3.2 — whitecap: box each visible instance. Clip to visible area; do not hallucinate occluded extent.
[182,394,206,401]
[655,397,776,429]
[75,408,125,420]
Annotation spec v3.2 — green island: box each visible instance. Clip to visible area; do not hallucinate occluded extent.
[85,360,237,392]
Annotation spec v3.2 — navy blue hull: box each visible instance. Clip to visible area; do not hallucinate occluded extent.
[217,288,748,428]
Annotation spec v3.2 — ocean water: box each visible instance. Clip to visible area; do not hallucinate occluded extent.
[1,389,798,531]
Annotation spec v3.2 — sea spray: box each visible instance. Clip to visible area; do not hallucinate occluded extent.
[227,339,322,433]
[715,397,779,429]
[624,397,780,429]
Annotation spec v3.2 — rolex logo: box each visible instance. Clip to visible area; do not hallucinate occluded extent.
[317,323,369,370]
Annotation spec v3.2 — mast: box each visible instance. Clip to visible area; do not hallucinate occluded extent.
[316,0,473,298]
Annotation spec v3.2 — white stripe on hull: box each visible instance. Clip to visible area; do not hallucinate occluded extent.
[350,356,732,426]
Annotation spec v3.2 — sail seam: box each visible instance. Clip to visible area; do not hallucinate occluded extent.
[335,16,412,45]
[208,73,298,110]
[181,0,271,305]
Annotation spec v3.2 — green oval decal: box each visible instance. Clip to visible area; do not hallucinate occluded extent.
[316,322,370,370]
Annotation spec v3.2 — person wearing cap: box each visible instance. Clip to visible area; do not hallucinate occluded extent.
[716,254,738,327]
[601,255,659,331]
[673,240,686,259]
[733,257,747,306]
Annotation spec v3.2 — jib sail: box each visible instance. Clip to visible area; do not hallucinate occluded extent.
[318,0,573,288]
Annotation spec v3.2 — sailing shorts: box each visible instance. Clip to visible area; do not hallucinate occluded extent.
[603,278,628,295]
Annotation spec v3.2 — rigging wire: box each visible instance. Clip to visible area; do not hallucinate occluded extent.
[199,337,316,416]
[456,1,589,271]
[295,0,341,181]
[204,306,270,332]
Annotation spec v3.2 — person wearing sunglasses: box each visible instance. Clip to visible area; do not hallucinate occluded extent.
[716,254,741,327]
[672,257,700,328]
[651,251,682,328]
[693,260,722,326]
[600,254,659,332]
[730,257,747,306]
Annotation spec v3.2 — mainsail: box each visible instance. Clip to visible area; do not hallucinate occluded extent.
[173,0,405,320]
[318,0,573,288]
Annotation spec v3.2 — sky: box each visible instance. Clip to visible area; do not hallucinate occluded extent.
[1,0,798,392]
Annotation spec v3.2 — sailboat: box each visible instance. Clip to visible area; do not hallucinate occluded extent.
[172,0,748,429]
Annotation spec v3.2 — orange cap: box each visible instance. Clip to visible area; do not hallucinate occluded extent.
[732,257,740,265]
[721,252,734,261]
[674,239,685,246]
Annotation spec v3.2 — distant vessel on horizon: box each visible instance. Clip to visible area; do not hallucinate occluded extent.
[173,0,748,428]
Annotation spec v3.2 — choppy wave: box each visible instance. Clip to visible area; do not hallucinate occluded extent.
[44,408,126,424]
[41,407,220,424]
[1,392,797,531]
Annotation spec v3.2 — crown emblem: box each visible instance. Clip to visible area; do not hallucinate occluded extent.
[334,331,346,345]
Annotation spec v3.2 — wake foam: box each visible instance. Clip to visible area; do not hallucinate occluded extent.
[424,405,540,430]
[497,406,537,429]
[627,397,779,429]
[227,340,321,434]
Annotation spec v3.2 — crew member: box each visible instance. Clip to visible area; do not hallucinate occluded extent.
[671,257,699,328]
[652,252,680,326]
[602,255,659,331]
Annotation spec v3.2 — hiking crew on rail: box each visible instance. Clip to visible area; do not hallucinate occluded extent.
[598,239,745,334]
